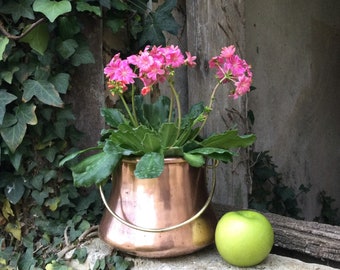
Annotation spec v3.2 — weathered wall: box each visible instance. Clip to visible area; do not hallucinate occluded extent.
[186,0,250,208]
[245,0,340,220]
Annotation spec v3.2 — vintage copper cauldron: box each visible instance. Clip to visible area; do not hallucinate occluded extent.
[98,157,217,258]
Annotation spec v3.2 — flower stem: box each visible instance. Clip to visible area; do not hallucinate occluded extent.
[169,81,182,138]
[119,93,138,127]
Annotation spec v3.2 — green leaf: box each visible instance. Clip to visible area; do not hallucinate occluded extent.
[0,90,17,125]
[159,123,178,147]
[0,36,10,61]
[50,73,70,94]
[134,152,164,179]
[76,2,101,16]
[33,0,72,23]
[142,132,162,153]
[71,152,121,187]
[101,108,128,127]
[72,247,88,264]
[56,39,78,59]
[22,79,64,107]
[71,44,95,66]
[5,178,25,204]
[188,147,234,163]
[58,16,81,39]
[201,130,256,149]
[20,23,49,55]
[0,116,26,152]
[1,65,20,84]
[15,103,37,125]
[0,0,35,23]
[153,0,179,35]
[105,18,125,33]
[183,152,205,167]
[142,95,171,129]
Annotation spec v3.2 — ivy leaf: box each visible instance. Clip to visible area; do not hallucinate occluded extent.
[153,0,179,35]
[76,2,101,16]
[0,36,10,61]
[58,16,81,39]
[56,39,78,59]
[22,79,64,107]
[0,0,35,23]
[0,90,17,125]
[5,178,25,204]
[105,18,125,33]
[71,44,95,66]
[20,23,49,55]
[33,0,72,23]
[1,66,20,84]
[50,73,70,94]
[15,103,37,126]
[0,116,26,153]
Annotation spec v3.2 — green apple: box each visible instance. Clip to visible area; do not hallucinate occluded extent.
[215,210,274,267]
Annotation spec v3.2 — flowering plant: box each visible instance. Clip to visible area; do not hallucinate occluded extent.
[61,45,256,187]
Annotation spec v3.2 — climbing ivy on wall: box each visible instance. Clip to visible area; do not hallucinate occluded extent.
[0,0,179,268]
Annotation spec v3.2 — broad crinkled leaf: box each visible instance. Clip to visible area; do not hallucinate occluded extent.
[142,132,162,153]
[159,123,178,147]
[142,95,171,129]
[0,90,17,125]
[183,152,205,167]
[33,0,72,23]
[71,152,121,187]
[134,152,164,179]
[201,130,256,149]
[0,36,10,61]
[101,108,128,128]
[22,79,64,107]
[188,147,234,163]
[20,23,49,55]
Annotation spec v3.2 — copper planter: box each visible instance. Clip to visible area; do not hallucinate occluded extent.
[98,157,217,258]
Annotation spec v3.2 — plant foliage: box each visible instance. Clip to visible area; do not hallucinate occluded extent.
[0,0,179,268]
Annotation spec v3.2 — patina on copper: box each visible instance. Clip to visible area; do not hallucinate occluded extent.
[98,158,217,258]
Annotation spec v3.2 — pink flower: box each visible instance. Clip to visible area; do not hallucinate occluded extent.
[227,55,247,77]
[113,60,137,84]
[230,75,252,99]
[220,45,236,58]
[185,52,196,67]
[163,45,185,68]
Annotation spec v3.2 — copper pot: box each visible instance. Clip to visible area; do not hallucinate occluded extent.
[98,157,217,258]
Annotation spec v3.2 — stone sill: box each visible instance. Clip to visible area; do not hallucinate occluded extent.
[67,238,338,270]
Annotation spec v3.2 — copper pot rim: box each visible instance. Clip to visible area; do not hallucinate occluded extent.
[122,156,187,164]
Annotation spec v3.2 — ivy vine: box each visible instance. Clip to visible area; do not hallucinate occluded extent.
[0,0,179,269]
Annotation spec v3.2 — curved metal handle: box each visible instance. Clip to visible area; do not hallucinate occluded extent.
[99,172,216,233]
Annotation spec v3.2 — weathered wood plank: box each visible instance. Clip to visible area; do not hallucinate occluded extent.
[214,204,340,262]
[186,0,250,208]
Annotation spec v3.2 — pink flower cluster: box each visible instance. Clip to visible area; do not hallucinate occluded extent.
[104,45,196,96]
[104,44,252,99]
[209,45,253,99]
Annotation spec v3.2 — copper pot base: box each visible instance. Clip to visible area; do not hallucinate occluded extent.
[98,158,217,258]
